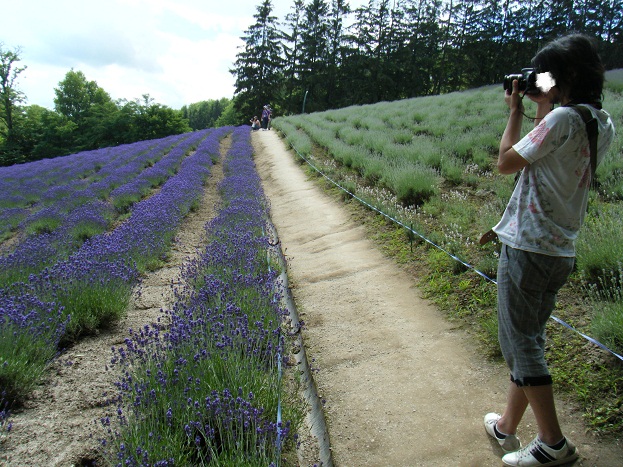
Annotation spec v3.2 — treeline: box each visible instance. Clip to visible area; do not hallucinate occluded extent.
[232,0,623,118]
[3,1,622,166]
[0,60,234,166]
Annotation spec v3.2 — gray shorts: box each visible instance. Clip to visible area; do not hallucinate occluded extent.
[497,244,575,386]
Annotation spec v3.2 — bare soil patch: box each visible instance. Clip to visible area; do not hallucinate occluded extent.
[252,129,623,467]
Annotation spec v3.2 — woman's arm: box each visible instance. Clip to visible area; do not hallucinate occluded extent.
[497,81,555,174]
[498,80,530,174]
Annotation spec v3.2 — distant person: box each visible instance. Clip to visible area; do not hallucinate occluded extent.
[250,116,260,131]
[484,33,615,466]
[261,105,271,130]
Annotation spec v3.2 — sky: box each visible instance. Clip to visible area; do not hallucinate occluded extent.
[3,0,368,110]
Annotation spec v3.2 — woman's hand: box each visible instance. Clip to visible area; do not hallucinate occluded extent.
[505,79,525,113]
[527,85,558,124]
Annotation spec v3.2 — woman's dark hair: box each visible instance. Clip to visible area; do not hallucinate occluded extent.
[532,33,605,106]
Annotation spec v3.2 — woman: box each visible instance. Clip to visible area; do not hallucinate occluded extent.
[484,33,615,467]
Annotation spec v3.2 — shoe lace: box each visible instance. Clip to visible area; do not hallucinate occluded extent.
[517,438,542,459]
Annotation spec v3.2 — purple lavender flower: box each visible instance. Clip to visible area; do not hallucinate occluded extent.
[102,127,292,465]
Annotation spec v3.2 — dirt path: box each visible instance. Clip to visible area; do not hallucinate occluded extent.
[252,129,623,467]
[0,142,226,466]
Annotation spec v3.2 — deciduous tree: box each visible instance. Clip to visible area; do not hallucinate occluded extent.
[0,44,27,164]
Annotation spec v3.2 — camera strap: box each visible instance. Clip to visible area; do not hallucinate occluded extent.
[566,104,599,189]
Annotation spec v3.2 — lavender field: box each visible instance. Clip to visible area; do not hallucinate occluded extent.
[1,126,298,465]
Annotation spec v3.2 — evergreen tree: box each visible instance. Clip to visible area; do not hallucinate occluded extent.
[299,0,331,112]
[401,0,444,97]
[599,0,623,68]
[325,0,351,107]
[232,0,283,121]
[345,0,397,103]
[282,0,306,114]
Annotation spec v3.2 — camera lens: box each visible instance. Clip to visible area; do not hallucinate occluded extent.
[503,73,524,91]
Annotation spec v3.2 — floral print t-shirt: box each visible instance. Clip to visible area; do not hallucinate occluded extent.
[493,104,615,257]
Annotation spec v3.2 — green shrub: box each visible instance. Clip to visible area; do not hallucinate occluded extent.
[359,154,385,184]
[577,203,623,287]
[24,215,63,236]
[384,163,439,206]
[586,265,623,356]
[440,156,464,185]
[592,301,623,356]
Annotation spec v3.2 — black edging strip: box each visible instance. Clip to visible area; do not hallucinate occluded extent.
[266,220,334,467]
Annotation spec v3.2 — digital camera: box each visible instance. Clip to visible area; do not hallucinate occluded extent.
[503,68,538,94]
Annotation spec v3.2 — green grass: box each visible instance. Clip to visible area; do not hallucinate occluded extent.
[24,214,64,236]
[577,203,623,288]
[585,264,623,356]
[111,192,143,213]
[0,299,66,406]
[0,327,55,405]
[58,279,133,343]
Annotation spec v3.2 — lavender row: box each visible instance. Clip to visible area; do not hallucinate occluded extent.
[0,127,231,413]
[79,126,229,270]
[108,130,210,213]
[0,132,191,243]
[0,137,162,213]
[101,127,294,466]
[0,130,213,287]
[0,138,152,241]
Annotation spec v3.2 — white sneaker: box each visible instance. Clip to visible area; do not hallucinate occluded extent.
[484,413,521,453]
[502,436,579,466]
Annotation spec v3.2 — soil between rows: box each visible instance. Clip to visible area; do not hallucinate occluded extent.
[1,131,621,466]
[251,129,623,467]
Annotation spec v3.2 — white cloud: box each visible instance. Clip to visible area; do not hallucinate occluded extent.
[4,0,369,109]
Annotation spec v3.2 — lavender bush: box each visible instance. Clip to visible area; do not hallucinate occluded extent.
[0,132,194,256]
[0,128,228,415]
[29,127,227,341]
[101,127,300,466]
[0,288,68,405]
[0,136,183,286]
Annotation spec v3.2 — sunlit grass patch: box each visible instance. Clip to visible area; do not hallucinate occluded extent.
[111,191,143,213]
[23,210,64,236]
